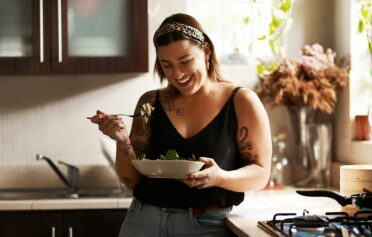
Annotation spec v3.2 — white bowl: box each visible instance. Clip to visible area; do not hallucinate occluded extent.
[131,159,204,179]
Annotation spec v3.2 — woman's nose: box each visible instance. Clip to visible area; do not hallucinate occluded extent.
[173,68,184,80]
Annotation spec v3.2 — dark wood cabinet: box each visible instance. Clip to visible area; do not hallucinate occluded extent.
[0,0,148,75]
[0,209,126,237]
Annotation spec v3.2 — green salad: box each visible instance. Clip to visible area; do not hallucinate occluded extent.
[137,103,155,124]
[138,149,197,161]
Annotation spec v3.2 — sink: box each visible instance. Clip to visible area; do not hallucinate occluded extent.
[0,188,131,200]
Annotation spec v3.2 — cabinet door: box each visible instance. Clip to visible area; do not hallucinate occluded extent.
[102,210,126,237]
[0,212,41,237]
[0,211,60,237]
[61,210,126,237]
[0,0,51,74]
[62,210,105,237]
[50,0,148,73]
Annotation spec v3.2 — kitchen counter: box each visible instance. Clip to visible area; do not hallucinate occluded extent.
[0,197,132,210]
[227,188,343,237]
[0,188,343,236]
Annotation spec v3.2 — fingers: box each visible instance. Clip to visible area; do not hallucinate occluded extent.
[183,157,222,189]
[100,115,123,131]
[198,157,214,167]
[88,110,107,124]
[186,169,210,189]
[88,111,125,132]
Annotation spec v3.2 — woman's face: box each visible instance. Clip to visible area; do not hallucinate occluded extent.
[157,40,210,96]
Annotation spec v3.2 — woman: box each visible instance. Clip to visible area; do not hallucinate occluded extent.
[89,13,272,237]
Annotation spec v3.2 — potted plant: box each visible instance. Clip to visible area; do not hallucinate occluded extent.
[255,43,349,187]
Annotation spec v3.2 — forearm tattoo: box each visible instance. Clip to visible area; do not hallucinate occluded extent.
[238,126,257,165]
[131,140,148,157]
[117,142,133,156]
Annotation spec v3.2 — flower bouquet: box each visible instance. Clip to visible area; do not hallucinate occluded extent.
[256,44,349,114]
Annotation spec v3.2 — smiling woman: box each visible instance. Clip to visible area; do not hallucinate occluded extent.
[89,13,272,237]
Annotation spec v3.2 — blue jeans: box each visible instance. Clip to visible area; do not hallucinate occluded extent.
[118,198,236,237]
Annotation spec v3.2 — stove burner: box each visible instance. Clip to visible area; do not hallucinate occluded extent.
[257,210,372,237]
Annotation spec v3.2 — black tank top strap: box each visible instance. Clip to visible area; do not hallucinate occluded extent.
[155,89,160,103]
[231,86,242,97]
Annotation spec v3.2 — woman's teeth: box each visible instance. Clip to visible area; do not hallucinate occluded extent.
[177,76,191,84]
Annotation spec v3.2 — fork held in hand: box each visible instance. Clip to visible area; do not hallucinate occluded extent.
[86,113,141,120]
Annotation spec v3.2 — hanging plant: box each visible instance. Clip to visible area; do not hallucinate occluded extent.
[244,0,295,77]
[357,0,372,54]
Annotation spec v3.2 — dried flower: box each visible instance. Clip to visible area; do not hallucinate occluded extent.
[256,44,349,114]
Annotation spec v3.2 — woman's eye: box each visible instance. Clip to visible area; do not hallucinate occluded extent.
[181,59,191,64]
[162,64,171,69]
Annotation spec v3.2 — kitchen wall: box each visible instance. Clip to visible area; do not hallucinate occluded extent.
[0,0,361,188]
[0,0,188,166]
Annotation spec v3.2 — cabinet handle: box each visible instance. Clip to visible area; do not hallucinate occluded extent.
[39,0,44,63]
[69,226,73,237]
[51,226,55,237]
[57,0,62,63]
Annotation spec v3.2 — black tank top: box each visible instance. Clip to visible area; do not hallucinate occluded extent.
[133,87,245,208]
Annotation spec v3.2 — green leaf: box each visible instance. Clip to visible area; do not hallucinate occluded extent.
[369,41,372,53]
[158,149,196,161]
[362,7,369,18]
[271,15,283,28]
[280,0,292,12]
[138,153,147,160]
[268,61,279,71]
[143,116,149,125]
[256,64,266,77]
[258,35,267,40]
[242,16,250,25]
[359,19,365,33]
[269,39,280,55]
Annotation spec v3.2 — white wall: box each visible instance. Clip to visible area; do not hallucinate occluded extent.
[0,0,187,165]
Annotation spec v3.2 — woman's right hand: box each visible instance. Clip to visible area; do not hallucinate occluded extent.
[89,110,129,142]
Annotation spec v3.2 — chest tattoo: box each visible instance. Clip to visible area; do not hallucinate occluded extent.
[162,91,184,116]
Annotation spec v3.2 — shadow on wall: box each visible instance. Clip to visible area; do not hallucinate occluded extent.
[0,73,144,112]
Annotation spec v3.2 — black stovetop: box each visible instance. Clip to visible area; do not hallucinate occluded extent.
[257,210,372,237]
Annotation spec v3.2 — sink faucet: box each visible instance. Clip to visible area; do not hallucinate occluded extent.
[36,154,79,197]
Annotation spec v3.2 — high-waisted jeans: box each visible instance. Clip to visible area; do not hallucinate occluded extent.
[118,198,236,237]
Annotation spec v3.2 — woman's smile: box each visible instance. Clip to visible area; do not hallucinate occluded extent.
[176,75,192,86]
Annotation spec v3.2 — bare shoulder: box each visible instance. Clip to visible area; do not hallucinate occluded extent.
[137,89,158,105]
[233,87,266,117]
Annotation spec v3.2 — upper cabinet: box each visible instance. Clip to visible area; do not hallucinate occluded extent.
[0,0,148,74]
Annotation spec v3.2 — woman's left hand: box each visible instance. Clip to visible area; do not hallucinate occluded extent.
[182,157,227,189]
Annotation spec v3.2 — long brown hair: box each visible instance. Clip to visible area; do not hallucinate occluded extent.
[153,13,225,83]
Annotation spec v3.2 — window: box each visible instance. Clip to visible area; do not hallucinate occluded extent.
[186,0,273,65]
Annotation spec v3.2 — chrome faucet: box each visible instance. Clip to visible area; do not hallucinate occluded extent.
[36,154,79,197]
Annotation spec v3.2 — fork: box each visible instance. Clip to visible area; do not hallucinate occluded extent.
[86,113,141,120]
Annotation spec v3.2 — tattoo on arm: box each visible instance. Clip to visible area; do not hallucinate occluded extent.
[131,139,148,157]
[132,120,145,136]
[238,126,257,165]
[117,142,133,156]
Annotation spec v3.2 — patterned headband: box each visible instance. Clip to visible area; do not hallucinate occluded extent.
[154,22,205,44]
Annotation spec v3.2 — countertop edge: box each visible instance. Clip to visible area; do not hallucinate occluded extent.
[0,197,133,211]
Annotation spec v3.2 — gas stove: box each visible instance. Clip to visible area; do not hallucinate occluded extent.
[257,210,372,237]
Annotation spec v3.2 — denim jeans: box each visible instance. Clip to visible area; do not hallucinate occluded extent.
[118,198,236,237]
